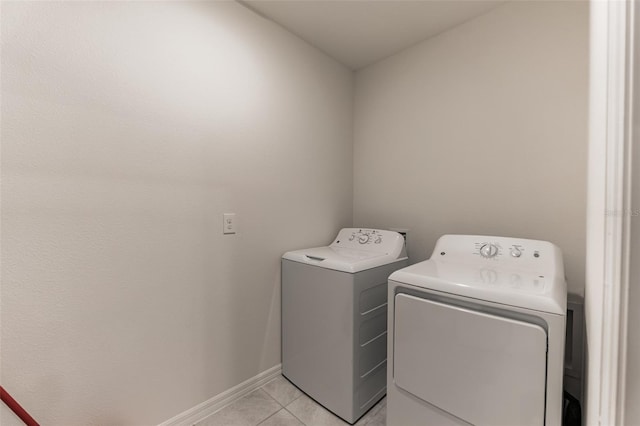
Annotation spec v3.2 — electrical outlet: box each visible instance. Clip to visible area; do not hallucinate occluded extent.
[223,213,236,234]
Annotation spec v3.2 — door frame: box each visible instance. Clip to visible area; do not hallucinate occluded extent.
[586,0,635,424]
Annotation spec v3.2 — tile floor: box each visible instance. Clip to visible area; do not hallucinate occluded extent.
[195,375,386,426]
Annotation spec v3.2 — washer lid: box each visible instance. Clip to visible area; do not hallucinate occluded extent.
[283,228,407,273]
[389,259,566,314]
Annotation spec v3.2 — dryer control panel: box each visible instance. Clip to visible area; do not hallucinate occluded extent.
[432,235,564,278]
[474,241,530,260]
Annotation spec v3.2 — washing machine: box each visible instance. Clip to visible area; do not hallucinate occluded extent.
[282,228,408,424]
[387,234,566,426]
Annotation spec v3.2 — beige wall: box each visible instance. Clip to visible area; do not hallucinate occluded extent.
[1,1,592,424]
[353,1,588,295]
[1,2,353,424]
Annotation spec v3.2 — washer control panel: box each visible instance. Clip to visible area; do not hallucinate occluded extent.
[348,229,384,245]
[330,228,406,255]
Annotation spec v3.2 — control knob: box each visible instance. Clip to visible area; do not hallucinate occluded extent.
[480,243,499,258]
[358,234,370,244]
[510,247,522,258]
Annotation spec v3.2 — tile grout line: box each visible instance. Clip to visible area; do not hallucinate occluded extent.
[258,378,385,426]
[259,386,285,408]
[282,395,307,426]
[254,407,282,426]
[197,388,282,426]
[254,386,287,426]
[259,376,316,425]
[283,407,306,426]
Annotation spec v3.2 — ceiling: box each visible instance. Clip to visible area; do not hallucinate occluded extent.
[240,0,506,70]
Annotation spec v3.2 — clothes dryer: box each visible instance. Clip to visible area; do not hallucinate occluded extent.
[387,235,566,426]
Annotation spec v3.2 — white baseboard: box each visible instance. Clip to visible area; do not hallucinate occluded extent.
[158,364,282,426]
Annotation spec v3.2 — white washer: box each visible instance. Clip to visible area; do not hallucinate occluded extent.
[387,235,566,426]
[282,228,408,424]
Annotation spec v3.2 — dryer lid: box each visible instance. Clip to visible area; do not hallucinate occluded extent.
[282,228,407,273]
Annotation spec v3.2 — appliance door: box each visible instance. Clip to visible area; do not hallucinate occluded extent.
[393,293,547,426]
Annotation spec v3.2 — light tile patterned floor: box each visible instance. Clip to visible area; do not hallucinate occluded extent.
[196,375,386,426]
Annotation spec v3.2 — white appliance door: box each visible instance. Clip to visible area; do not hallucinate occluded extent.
[393,293,547,426]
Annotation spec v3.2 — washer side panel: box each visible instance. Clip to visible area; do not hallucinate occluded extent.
[281,259,354,419]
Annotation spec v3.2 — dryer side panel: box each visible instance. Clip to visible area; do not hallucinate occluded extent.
[393,294,547,426]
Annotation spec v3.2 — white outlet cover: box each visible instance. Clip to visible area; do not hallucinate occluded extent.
[223,213,236,234]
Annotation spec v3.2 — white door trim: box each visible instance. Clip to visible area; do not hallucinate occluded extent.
[586,1,634,425]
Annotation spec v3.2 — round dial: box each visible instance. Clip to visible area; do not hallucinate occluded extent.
[358,234,370,244]
[480,243,499,258]
[510,247,522,258]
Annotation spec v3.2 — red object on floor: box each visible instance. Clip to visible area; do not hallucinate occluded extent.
[0,386,40,426]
